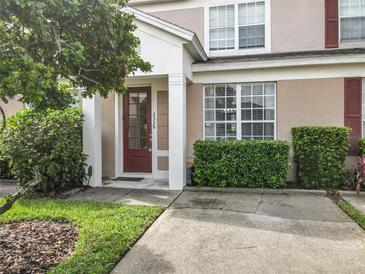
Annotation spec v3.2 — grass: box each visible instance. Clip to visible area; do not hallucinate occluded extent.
[0,197,163,273]
[338,200,365,230]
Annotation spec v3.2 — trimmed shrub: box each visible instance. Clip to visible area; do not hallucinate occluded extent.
[2,108,86,192]
[292,126,351,189]
[193,140,290,188]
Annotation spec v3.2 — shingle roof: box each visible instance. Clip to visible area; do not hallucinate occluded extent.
[195,48,365,64]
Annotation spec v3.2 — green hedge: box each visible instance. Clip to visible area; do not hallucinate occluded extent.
[292,126,350,189]
[193,140,290,188]
[1,108,86,192]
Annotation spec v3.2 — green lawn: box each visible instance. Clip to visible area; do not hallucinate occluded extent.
[0,198,162,273]
[338,201,365,230]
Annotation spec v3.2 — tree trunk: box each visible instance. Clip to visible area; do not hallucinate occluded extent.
[0,174,40,215]
[0,104,6,131]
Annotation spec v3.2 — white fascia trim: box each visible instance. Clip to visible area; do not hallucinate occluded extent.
[124,7,208,61]
[191,34,208,61]
[192,54,365,72]
[129,0,177,5]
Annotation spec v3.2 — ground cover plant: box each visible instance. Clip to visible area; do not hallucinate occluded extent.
[338,200,365,230]
[0,198,162,273]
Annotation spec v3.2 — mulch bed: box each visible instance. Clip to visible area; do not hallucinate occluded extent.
[0,220,78,274]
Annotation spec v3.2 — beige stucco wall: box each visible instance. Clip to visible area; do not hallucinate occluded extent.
[150,7,204,46]
[187,83,204,165]
[137,0,332,54]
[101,93,115,177]
[277,78,345,181]
[277,78,344,141]
[271,0,325,53]
[0,96,24,118]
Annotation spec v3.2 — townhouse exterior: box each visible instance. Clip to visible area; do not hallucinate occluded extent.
[4,0,365,190]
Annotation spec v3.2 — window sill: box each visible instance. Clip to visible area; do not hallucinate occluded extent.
[207,47,271,58]
[339,41,365,49]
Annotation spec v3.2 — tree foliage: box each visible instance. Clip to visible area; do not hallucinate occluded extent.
[0,0,151,108]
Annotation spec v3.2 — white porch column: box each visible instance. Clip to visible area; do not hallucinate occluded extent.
[82,93,102,187]
[168,74,187,190]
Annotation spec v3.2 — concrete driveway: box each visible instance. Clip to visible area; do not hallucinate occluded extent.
[113,190,365,274]
[0,180,17,198]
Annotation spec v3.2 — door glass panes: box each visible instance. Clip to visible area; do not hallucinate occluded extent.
[128,92,148,149]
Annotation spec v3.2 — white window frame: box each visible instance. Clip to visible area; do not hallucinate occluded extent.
[203,82,277,141]
[339,0,365,44]
[204,0,271,58]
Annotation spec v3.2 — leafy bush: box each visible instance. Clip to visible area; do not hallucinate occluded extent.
[193,140,290,188]
[292,126,351,189]
[2,108,86,192]
[359,139,365,156]
[0,158,13,179]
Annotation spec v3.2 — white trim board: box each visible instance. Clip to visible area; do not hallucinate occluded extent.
[193,63,365,83]
[192,54,365,73]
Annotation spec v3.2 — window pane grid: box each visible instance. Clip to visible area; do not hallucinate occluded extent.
[340,0,365,42]
[209,5,235,51]
[204,84,237,140]
[204,83,276,141]
[209,1,265,51]
[238,1,265,49]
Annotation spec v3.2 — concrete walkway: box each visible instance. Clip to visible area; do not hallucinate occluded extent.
[61,187,180,207]
[113,190,365,274]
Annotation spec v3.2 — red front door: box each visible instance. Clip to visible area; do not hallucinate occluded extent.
[123,87,152,172]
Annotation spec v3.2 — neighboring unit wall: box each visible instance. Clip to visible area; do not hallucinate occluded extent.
[150,8,204,45]
[277,78,345,181]
[186,83,204,166]
[101,93,115,177]
[271,0,325,53]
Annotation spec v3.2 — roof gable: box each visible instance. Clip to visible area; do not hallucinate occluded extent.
[124,7,207,61]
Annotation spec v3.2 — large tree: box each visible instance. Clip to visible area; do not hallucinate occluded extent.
[0,0,151,112]
[0,0,151,214]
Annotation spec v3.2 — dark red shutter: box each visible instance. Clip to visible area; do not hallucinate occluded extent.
[345,78,362,155]
[325,0,339,48]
